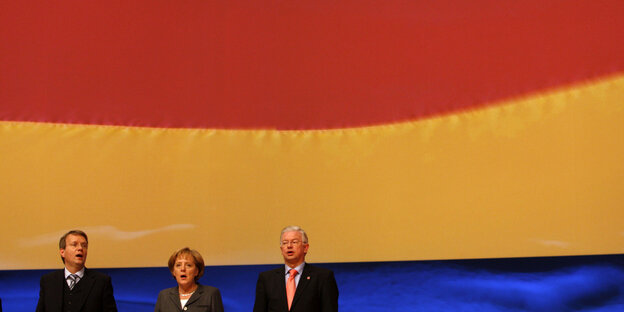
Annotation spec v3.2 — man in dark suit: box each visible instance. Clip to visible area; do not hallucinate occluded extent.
[36,230,117,312]
[253,226,339,312]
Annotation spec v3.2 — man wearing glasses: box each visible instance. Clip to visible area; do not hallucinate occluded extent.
[253,225,339,312]
[36,230,118,312]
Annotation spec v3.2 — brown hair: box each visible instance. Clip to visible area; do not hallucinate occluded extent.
[59,230,88,249]
[59,230,88,263]
[167,247,205,282]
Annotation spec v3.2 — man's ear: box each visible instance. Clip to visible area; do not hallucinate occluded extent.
[60,248,65,260]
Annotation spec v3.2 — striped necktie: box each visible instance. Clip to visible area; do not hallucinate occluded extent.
[67,274,79,290]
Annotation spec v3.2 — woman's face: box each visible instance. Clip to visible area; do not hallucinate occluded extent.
[172,254,199,288]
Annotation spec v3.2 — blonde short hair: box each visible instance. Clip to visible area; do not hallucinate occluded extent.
[167,247,205,282]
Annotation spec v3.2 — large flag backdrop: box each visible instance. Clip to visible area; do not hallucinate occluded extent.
[1,1,624,271]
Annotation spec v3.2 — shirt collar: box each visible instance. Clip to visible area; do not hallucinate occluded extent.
[285,262,305,276]
[64,267,85,279]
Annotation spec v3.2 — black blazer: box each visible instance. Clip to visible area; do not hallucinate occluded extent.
[36,268,117,312]
[253,264,339,312]
[154,284,224,312]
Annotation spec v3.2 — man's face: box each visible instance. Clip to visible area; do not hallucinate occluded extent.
[60,234,88,270]
[280,231,309,267]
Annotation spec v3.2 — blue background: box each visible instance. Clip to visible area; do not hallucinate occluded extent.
[1,254,623,311]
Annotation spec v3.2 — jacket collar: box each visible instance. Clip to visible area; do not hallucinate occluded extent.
[290,264,313,310]
[53,268,96,311]
[69,268,96,311]
[167,284,203,310]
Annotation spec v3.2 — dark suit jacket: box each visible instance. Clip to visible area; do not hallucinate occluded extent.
[154,284,224,312]
[36,268,117,312]
[253,263,339,312]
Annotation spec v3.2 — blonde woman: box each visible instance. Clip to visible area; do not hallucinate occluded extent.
[155,247,224,312]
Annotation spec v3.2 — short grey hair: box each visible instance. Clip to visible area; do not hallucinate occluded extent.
[280,225,308,245]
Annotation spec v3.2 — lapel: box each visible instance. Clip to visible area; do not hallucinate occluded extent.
[71,268,96,311]
[52,270,65,312]
[167,287,182,311]
[291,264,312,310]
[185,284,203,307]
[275,268,288,311]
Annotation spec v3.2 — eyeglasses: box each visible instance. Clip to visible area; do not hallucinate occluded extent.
[281,240,304,246]
[69,242,88,248]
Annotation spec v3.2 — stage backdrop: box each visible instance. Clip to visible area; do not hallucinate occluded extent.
[1,0,624,270]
